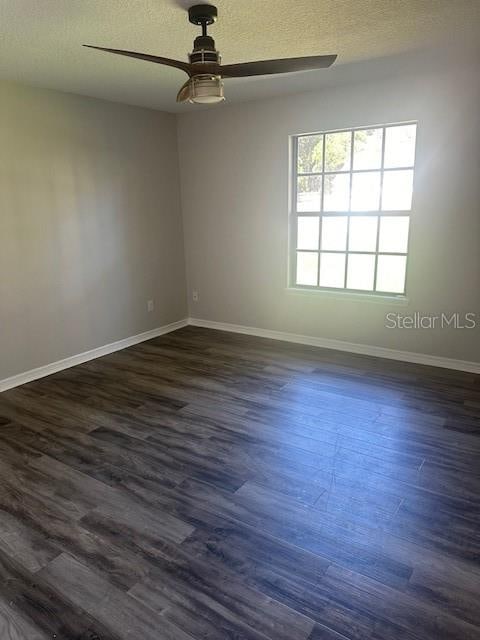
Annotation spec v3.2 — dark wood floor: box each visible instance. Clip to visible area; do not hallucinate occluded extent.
[0,326,479,639]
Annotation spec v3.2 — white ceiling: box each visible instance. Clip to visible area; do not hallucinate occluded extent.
[0,0,479,113]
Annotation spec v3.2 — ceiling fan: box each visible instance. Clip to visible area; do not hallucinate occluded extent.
[84,4,337,105]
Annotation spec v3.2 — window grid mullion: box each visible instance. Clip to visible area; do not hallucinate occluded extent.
[344,130,355,288]
[316,250,407,257]
[298,165,414,178]
[299,210,410,217]
[317,134,326,285]
[373,127,387,291]
[292,135,299,286]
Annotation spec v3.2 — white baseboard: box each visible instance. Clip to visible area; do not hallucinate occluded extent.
[188,317,480,374]
[1,315,478,392]
[0,318,188,393]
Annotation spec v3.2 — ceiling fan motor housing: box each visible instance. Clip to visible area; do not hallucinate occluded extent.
[190,35,219,65]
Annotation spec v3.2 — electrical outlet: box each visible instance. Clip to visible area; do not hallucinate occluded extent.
[147,299,154,312]
[192,290,199,302]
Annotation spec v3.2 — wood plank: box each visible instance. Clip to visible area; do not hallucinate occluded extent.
[39,553,193,640]
[0,325,478,639]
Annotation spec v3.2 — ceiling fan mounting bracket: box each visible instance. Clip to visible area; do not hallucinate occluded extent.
[188,4,218,28]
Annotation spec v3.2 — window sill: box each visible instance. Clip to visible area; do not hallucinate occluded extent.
[286,287,409,305]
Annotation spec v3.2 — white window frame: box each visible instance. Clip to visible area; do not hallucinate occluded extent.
[289,122,417,298]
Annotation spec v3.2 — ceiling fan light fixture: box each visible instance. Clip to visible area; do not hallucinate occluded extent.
[188,74,224,104]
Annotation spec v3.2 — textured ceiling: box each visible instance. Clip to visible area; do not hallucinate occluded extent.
[0,0,479,112]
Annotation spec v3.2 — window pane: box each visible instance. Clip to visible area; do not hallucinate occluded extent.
[325,131,351,171]
[351,172,381,211]
[379,216,410,253]
[297,217,320,250]
[384,124,416,168]
[348,216,378,252]
[324,173,350,211]
[376,255,407,293]
[297,176,322,212]
[296,251,318,285]
[353,128,383,170]
[347,254,375,291]
[381,170,414,211]
[319,252,346,288]
[297,135,323,173]
[321,216,348,251]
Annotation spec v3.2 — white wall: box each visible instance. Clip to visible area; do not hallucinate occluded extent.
[177,58,480,363]
[0,81,187,380]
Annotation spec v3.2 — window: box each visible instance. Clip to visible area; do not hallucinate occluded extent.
[291,123,417,295]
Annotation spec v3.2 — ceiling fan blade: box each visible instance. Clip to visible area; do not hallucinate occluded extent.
[220,54,337,78]
[83,45,192,75]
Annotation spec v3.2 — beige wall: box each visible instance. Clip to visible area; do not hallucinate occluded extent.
[1,54,479,380]
[0,81,187,380]
[177,59,480,363]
